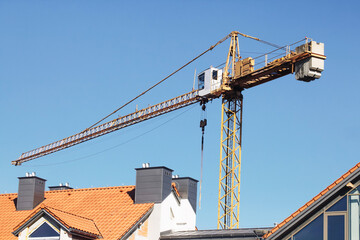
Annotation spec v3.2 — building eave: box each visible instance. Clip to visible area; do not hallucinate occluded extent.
[118,206,154,240]
[12,209,69,236]
[266,166,360,239]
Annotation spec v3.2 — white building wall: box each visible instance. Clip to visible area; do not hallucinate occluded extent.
[147,204,162,240]
[60,228,72,240]
[146,191,196,240]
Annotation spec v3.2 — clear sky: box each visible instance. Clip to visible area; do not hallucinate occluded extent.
[1,0,360,230]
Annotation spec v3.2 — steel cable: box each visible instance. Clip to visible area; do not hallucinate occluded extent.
[83,33,232,131]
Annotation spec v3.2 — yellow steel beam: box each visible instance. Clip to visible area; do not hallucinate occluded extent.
[217,97,242,229]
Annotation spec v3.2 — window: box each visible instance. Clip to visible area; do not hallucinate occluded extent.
[293,214,323,240]
[212,70,218,80]
[327,196,347,212]
[287,184,360,240]
[327,215,345,240]
[198,73,205,90]
[29,222,60,240]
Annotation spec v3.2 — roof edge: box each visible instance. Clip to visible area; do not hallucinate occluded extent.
[119,206,154,240]
[12,208,69,236]
[12,205,102,238]
[266,162,360,239]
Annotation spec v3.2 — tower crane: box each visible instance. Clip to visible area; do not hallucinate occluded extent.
[11,31,326,229]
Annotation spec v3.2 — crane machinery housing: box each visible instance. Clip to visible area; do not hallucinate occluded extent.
[12,31,326,230]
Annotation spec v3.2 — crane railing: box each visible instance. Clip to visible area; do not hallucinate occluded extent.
[13,90,200,165]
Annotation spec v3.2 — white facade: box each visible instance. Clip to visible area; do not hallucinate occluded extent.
[132,191,196,240]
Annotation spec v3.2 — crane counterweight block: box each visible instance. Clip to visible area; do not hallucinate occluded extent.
[295,41,325,82]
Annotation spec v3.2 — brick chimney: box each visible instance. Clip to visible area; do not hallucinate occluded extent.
[135,164,173,204]
[17,172,46,211]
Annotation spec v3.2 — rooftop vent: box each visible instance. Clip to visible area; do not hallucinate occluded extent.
[142,163,150,168]
[48,182,73,191]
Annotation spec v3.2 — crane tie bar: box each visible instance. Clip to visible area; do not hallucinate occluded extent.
[83,33,234,132]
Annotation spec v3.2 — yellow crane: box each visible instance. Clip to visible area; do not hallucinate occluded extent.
[11,31,326,229]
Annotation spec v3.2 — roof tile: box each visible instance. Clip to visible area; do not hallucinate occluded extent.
[0,186,153,240]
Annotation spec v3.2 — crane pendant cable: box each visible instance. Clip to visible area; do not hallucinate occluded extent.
[83,31,279,132]
[83,33,232,132]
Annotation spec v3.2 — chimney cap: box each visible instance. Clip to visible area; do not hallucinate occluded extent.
[18,176,47,181]
[172,176,199,182]
[135,166,173,172]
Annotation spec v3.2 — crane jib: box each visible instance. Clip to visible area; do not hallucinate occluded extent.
[13,90,200,165]
[13,39,326,166]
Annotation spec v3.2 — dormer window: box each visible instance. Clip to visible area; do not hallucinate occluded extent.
[28,222,60,240]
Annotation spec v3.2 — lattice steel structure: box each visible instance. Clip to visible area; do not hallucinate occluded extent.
[218,96,243,229]
[216,32,243,229]
[13,90,199,165]
[12,31,325,231]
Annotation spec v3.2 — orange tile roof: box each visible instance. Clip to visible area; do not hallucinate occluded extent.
[0,186,154,240]
[264,162,360,238]
[13,204,101,237]
[172,183,180,197]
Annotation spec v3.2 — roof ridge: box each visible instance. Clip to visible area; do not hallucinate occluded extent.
[46,185,135,193]
[45,205,95,222]
[264,161,360,238]
[1,185,137,196]
[44,205,102,238]
[0,193,17,197]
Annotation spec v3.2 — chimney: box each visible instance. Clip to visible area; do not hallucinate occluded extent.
[172,177,198,212]
[135,164,173,204]
[17,172,46,211]
[48,182,73,191]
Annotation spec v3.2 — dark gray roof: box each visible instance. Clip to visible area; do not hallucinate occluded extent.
[160,228,272,240]
[266,163,360,240]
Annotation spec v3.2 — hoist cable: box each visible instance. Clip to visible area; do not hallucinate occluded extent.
[198,101,207,209]
[199,130,204,209]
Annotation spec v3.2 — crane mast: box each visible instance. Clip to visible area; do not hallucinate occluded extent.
[218,32,243,229]
[12,31,325,230]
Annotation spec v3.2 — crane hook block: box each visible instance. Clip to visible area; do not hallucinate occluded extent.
[200,119,207,128]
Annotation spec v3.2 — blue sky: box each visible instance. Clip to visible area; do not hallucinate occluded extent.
[1,0,360,230]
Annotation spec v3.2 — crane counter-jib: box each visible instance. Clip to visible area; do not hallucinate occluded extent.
[12,90,200,165]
